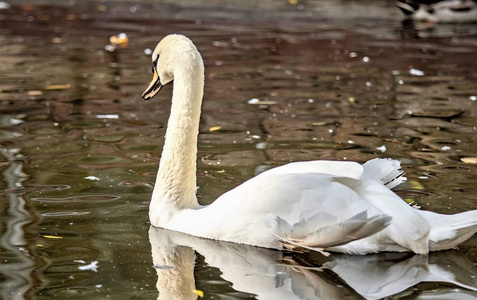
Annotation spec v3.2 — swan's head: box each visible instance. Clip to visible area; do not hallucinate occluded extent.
[142,34,203,100]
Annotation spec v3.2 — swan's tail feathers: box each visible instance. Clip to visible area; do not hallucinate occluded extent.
[419,210,477,251]
[363,158,407,189]
[273,212,392,255]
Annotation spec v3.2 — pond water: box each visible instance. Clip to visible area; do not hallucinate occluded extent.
[0,0,476,299]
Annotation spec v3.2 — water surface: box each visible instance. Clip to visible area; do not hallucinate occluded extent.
[0,0,476,299]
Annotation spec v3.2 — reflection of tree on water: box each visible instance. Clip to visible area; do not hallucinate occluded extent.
[0,148,37,299]
[149,227,477,300]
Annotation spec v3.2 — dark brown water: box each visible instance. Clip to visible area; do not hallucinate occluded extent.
[0,0,476,299]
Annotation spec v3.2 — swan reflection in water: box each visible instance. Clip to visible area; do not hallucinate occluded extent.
[149,227,477,300]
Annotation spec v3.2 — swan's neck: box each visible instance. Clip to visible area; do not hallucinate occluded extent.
[152,66,204,215]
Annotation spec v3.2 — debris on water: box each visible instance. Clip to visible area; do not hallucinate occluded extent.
[307,99,314,103]
[107,33,129,51]
[349,52,358,58]
[144,48,152,55]
[398,80,404,85]
[348,97,356,103]
[362,56,370,62]
[27,90,43,96]
[376,145,387,152]
[85,176,100,181]
[43,235,63,239]
[154,264,172,269]
[79,261,99,272]
[441,146,451,151]
[470,96,476,101]
[44,84,71,90]
[96,114,119,119]
[347,140,355,144]
[247,98,277,105]
[410,68,424,76]
[74,260,86,263]
[461,157,477,164]
[209,126,221,132]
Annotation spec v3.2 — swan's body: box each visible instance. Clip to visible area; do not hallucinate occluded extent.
[395,0,477,23]
[142,34,477,255]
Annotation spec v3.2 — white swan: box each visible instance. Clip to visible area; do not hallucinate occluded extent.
[142,34,477,255]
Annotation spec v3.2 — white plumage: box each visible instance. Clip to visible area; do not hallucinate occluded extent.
[142,34,477,255]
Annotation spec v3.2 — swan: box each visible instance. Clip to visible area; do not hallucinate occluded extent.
[142,34,477,255]
[395,0,477,23]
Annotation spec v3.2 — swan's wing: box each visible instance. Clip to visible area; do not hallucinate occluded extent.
[201,171,390,251]
[257,160,364,181]
[354,176,430,254]
[363,158,406,189]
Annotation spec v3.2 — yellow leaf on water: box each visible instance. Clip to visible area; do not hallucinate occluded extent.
[461,157,477,164]
[43,235,63,239]
[408,180,424,190]
[45,84,71,90]
[36,244,44,247]
[192,290,204,298]
[348,97,356,103]
[209,126,221,132]
[288,0,299,5]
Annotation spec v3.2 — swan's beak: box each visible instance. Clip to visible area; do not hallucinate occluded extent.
[142,67,163,100]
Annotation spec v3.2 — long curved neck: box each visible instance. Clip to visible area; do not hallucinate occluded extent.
[152,64,204,211]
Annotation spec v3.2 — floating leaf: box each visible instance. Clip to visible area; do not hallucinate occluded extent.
[45,84,71,90]
[109,33,129,48]
[209,126,221,132]
[312,122,327,126]
[193,290,204,298]
[27,90,43,96]
[43,235,62,239]
[408,180,425,190]
[461,157,477,164]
